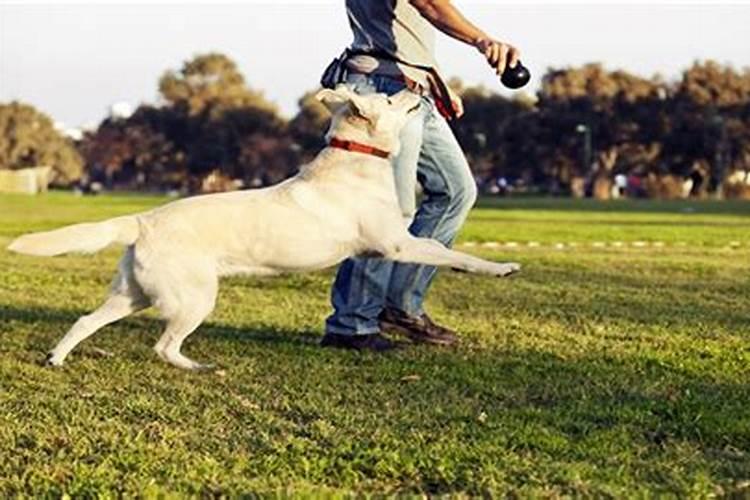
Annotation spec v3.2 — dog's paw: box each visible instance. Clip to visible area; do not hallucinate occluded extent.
[496,262,521,277]
[42,352,64,367]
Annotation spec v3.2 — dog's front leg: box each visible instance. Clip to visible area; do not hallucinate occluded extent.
[383,237,520,277]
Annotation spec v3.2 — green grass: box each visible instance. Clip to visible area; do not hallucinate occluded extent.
[1,192,749,496]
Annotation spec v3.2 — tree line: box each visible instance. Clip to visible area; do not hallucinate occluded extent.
[1,52,749,198]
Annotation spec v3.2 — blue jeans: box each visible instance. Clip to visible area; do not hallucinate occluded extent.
[325,73,477,335]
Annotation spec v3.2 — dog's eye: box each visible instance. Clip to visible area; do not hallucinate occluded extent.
[407,103,421,114]
[348,104,373,124]
[349,104,366,119]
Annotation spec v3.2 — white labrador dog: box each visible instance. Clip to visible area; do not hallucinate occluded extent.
[8,85,520,370]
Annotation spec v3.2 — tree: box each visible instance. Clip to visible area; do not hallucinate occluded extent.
[158,52,279,118]
[73,55,750,198]
[289,89,330,161]
[0,101,84,185]
[159,53,288,182]
[668,61,750,193]
[80,53,296,192]
[539,63,664,105]
[676,60,750,107]
[451,84,530,184]
[77,105,184,190]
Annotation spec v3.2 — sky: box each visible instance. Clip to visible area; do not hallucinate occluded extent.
[1,1,749,128]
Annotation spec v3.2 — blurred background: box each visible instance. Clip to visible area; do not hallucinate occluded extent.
[1,1,749,199]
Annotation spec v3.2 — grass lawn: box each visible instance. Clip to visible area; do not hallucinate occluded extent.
[1,192,749,496]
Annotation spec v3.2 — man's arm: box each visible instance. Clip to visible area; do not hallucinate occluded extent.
[409,0,520,75]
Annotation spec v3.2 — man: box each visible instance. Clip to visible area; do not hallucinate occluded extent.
[321,0,521,351]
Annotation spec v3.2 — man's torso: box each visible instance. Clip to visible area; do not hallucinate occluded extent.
[345,0,438,86]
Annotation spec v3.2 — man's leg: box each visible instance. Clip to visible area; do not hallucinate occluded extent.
[324,77,426,343]
[385,99,478,318]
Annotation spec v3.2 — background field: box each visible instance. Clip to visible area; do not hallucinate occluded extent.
[1,193,749,496]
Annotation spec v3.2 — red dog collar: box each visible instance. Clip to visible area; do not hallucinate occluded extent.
[329,137,390,159]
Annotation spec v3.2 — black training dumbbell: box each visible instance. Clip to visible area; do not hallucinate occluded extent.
[501,61,531,89]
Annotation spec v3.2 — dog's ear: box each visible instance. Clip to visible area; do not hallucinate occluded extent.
[316,85,371,117]
[316,88,349,113]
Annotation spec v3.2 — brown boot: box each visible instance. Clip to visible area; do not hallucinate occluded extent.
[379,308,458,346]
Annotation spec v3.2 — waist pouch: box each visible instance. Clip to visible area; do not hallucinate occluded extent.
[320,48,457,121]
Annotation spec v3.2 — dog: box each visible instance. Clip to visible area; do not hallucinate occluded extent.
[7,85,520,370]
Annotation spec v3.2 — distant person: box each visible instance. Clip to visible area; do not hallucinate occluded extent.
[320,0,521,351]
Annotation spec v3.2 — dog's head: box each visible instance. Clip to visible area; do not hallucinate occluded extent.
[316,85,422,156]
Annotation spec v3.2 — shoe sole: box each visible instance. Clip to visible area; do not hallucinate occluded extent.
[320,336,399,352]
[379,320,457,346]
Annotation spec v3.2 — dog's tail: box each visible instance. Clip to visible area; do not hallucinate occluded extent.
[7,215,140,257]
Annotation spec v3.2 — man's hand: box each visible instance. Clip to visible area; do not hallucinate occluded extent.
[475,38,521,75]
[447,87,464,118]
[408,0,522,77]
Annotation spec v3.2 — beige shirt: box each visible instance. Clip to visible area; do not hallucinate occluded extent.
[345,0,441,87]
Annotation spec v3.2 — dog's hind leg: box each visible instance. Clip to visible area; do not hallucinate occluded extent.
[153,302,216,370]
[151,272,218,371]
[46,251,150,366]
[384,237,521,277]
